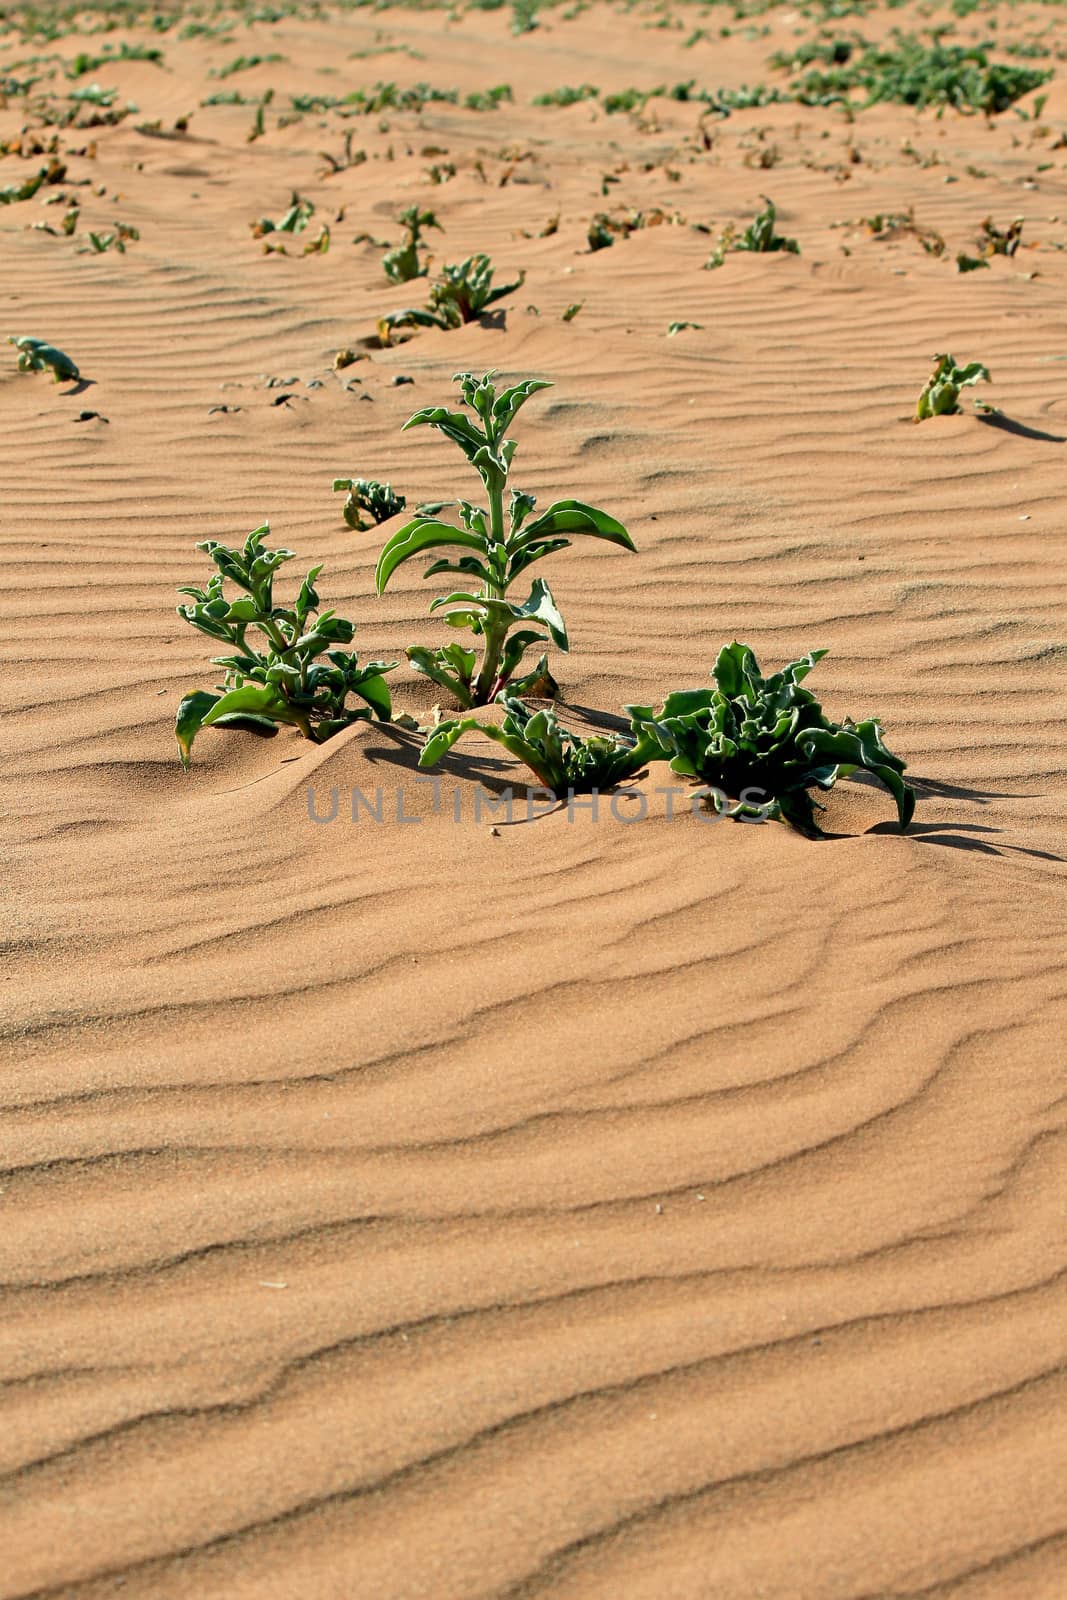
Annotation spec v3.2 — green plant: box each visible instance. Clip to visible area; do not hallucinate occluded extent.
[333,477,406,530]
[378,253,524,343]
[706,196,799,267]
[777,33,1052,112]
[83,221,139,252]
[174,524,394,769]
[464,83,512,110]
[211,52,285,78]
[251,190,311,238]
[8,333,79,380]
[372,370,636,707]
[628,642,915,835]
[915,352,991,419]
[420,694,656,795]
[382,204,441,284]
[533,83,598,106]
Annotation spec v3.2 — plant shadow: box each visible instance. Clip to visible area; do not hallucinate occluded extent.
[867,818,1064,861]
[977,412,1065,444]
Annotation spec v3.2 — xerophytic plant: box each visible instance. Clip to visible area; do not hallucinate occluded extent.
[627,642,915,835]
[373,370,636,707]
[8,334,79,381]
[915,353,990,420]
[420,695,656,796]
[378,254,525,344]
[332,477,406,530]
[175,524,394,768]
[706,196,799,268]
[383,204,442,284]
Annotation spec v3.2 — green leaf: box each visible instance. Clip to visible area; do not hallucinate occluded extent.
[401,405,487,460]
[515,498,635,552]
[375,517,487,594]
[419,715,482,767]
[354,671,392,720]
[511,577,568,650]
[175,690,222,770]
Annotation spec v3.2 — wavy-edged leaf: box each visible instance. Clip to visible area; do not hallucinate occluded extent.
[797,723,915,830]
[491,378,552,433]
[511,577,568,650]
[375,517,486,594]
[401,404,487,460]
[514,498,635,552]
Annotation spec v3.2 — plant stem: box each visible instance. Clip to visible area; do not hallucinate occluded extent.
[472,453,509,704]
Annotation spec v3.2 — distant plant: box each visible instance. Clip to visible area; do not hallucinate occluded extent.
[8,334,79,381]
[382,204,441,284]
[0,157,65,202]
[706,197,799,267]
[333,477,406,530]
[174,524,394,768]
[562,302,583,321]
[628,642,915,835]
[251,191,313,238]
[668,320,704,334]
[83,221,139,253]
[955,252,989,273]
[587,206,681,251]
[66,41,163,77]
[464,83,512,110]
[776,33,1052,112]
[533,83,598,106]
[378,253,524,343]
[915,353,991,419]
[978,215,1023,257]
[342,80,457,114]
[210,52,285,79]
[420,694,656,795]
[371,371,636,706]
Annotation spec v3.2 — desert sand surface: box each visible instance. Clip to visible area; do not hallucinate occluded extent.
[2,0,1067,1595]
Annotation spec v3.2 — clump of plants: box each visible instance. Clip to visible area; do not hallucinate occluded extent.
[775,33,1052,113]
[587,206,682,252]
[706,197,799,268]
[8,334,78,381]
[174,524,394,768]
[915,353,991,419]
[627,642,914,835]
[0,157,65,203]
[382,204,441,284]
[251,192,313,240]
[370,370,635,706]
[533,83,598,107]
[978,215,1023,257]
[378,253,524,344]
[420,695,655,796]
[332,477,406,530]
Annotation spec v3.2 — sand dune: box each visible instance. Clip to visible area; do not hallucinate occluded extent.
[2,1,1066,1595]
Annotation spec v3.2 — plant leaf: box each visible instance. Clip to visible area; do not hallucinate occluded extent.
[514,498,635,551]
[375,517,486,593]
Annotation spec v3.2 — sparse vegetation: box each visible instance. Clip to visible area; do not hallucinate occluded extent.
[175,525,394,769]
[371,371,635,707]
[378,253,525,343]
[333,478,406,531]
[420,695,656,796]
[706,197,799,268]
[915,353,991,419]
[382,204,441,284]
[627,643,915,835]
[8,333,79,380]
